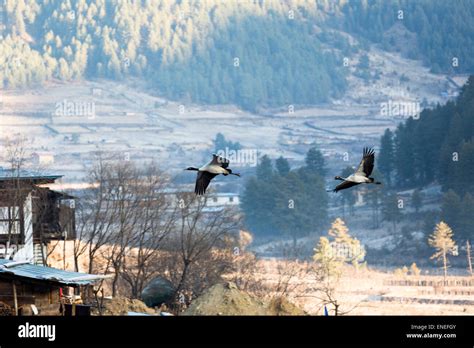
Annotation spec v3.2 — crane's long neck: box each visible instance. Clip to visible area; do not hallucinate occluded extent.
[227,168,240,177]
[368,177,382,185]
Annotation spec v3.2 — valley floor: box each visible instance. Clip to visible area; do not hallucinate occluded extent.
[47,241,474,316]
[252,260,474,316]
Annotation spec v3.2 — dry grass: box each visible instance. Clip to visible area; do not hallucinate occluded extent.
[47,242,474,315]
[248,260,474,316]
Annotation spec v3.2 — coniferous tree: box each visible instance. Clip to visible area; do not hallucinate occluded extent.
[366,185,382,229]
[380,76,474,197]
[382,192,402,233]
[440,190,462,233]
[3,1,474,109]
[428,221,457,281]
[313,236,343,279]
[327,218,365,267]
[453,141,474,195]
[275,156,290,176]
[394,120,416,187]
[302,146,326,177]
[378,129,394,186]
[411,189,423,215]
[337,166,357,217]
[256,155,274,180]
[458,193,474,242]
[241,149,328,241]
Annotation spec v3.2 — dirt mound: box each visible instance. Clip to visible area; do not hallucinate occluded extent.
[101,297,155,315]
[267,297,306,316]
[183,282,305,316]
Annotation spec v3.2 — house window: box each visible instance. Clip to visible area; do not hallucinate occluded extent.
[213,197,218,203]
[229,197,234,203]
[0,207,21,235]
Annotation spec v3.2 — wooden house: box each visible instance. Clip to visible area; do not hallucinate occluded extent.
[0,172,76,265]
[0,259,109,316]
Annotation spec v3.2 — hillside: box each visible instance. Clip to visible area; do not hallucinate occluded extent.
[377,76,474,243]
[0,0,345,110]
[1,0,474,111]
[341,0,474,73]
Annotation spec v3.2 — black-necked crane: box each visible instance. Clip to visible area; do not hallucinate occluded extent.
[186,154,240,195]
[332,147,382,192]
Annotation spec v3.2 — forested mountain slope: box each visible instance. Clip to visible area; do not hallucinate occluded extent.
[1,0,474,110]
[378,76,474,193]
[378,76,474,241]
[340,0,474,73]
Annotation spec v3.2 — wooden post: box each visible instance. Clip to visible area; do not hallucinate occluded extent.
[467,240,473,276]
[12,282,18,316]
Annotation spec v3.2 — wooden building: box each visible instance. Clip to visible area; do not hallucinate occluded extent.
[0,259,109,316]
[0,172,76,265]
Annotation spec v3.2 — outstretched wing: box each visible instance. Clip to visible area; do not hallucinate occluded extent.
[195,171,218,195]
[333,180,360,192]
[355,147,375,177]
[211,154,230,168]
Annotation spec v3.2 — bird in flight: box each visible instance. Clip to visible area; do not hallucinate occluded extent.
[332,147,382,192]
[186,154,240,195]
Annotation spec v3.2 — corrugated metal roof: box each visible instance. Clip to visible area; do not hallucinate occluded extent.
[0,169,62,184]
[0,259,110,286]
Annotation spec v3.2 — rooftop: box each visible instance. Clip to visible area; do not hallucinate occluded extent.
[0,169,62,185]
[0,259,110,287]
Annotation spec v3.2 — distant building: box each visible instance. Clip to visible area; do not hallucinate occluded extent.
[440,90,460,99]
[0,172,76,265]
[206,192,240,209]
[160,187,240,213]
[354,190,365,207]
[447,75,469,89]
[90,87,103,97]
[31,152,55,166]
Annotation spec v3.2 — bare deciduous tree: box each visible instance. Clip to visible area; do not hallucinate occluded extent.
[74,155,118,273]
[162,192,241,309]
[120,163,179,298]
[3,136,29,245]
[103,160,144,297]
